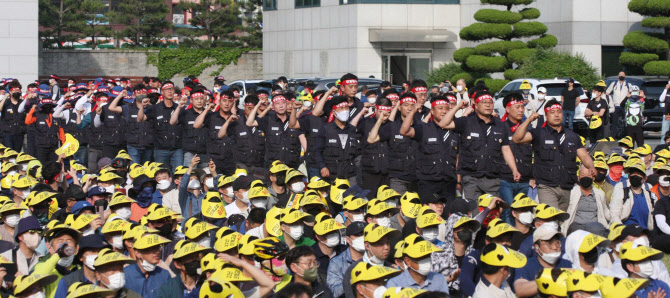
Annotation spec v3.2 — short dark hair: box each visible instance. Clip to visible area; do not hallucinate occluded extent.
[245,94,259,106]
[593,85,605,93]
[544,99,562,109]
[340,73,358,82]
[410,79,427,90]
[503,92,524,107]
[8,81,21,91]
[248,208,267,225]
[480,243,504,275]
[285,245,315,267]
[380,81,391,88]
[220,90,234,99]
[277,76,288,84]
[43,162,62,184]
[154,168,171,179]
[377,97,392,107]
[275,283,314,298]
[399,92,417,102]
[382,89,399,99]
[365,89,378,97]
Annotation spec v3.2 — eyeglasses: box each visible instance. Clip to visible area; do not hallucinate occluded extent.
[541,238,562,248]
[27,230,42,235]
[298,260,319,268]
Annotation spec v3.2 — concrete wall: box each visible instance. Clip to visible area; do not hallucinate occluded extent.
[39,50,263,87]
[0,0,38,85]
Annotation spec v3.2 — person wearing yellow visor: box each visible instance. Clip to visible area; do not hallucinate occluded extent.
[473,243,526,298]
[606,153,626,186]
[92,248,138,296]
[326,221,366,298]
[279,209,315,249]
[266,161,289,209]
[517,203,569,257]
[563,231,612,275]
[592,159,614,204]
[0,202,26,245]
[386,234,447,292]
[585,85,608,144]
[311,215,346,283]
[562,165,611,234]
[619,241,670,298]
[123,234,171,298]
[610,161,654,230]
[349,261,400,298]
[509,193,538,250]
[51,233,110,297]
[156,242,210,298]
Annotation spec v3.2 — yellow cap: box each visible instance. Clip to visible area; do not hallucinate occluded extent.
[478,194,500,208]
[377,186,400,203]
[534,204,569,221]
[269,161,290,174]
[579,233,608,253]
[67,282,116,298]
[535,268,569,297]
[13,273,58,296]
[200,253,220,272]
[266,207,284,237]
[314,218,345,236]
[212,267,253,282]
[173,165,188,176]
[657,149,670,159]
[330,178,350,205]
[200,277,244,298]
[618,136,634,148]
[593,151,605,160]
[480,243,527,268]
[633,144,652,156]
[619,241,664,262]
[594,160,609,170]
[284,169,305,184]
[133,234,170,250]
[248,186,270,200]
[486,220,520,239]
[217,175,236,188]
[101,219,129,234]
[12,175,37,189]
[453,216,481,230]
[93,248,134,267]
[367,199,395,216]
[600,276,649,298]
[394,240,405,259]
[185,221,217,240]
[566,270,605,293]
[382,287,427,298]
[108,194,136,208]
[510,193,538,209]
[238,234,258,255]
[363,223,400,243]
[299,190,327,207]
[343,196,368,211]
[72,214,99,230]
[214,232,242,252]
[607,223,626,241]
[115,150,131,160]
[280,208,311,224]
[0,202,26,214]
[129,166,145,179]
[70,160,87,172]
[1,162,16,173]
[146,207,173,221]
[201,192,227,219]
[15,153,35,164]
[174,242,211,260]
[122,224,157,240]
[416,210,444,229]
[520,80,531,90]
[350,262,401,285]
[399,192,421,219]
[625,161,646,175]
[27,191,57,206]
[98,172,122,182]
[402,234,443,258]
[607,154,626,165]
[589,116,602,129]
[307,176,330,189]
[44,222,81,241]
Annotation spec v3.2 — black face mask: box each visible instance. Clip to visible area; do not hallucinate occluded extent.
[156,224,172,238]
[619,76,625,81]
[275,175,286,186]
[595,172,606,183]
[11,92,20,100]
[456,229,473,244]
[579,177,593,189]
[582,248,599,264]
[630,175,644,188]
[94,199,108,210]
[184,259,200,277]
[41,106,54,113]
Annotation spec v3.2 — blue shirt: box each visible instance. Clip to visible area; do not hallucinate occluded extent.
[460,249,516,297]
[514,256,572,282]
[179,174,204,219]
[327,248,358,298]
[636,279,670,298]
[386,269,450,293]
[124,263,172,298]
[624,192,650,229]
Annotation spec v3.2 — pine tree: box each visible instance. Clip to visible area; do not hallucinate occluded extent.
[115,0,172,47]
[39,0,81,49]
[237,0,263,48]
[177,0,242,47]
[77,0,114,49]
[620,0,670,75]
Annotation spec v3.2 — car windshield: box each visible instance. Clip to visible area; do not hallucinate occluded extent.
[538,83,584,96]
[642,82,666,99]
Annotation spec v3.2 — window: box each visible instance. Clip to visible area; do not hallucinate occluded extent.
[341,0,457,4]
[602,46,627,77]
[264,0,277,10]
[296,0,320,8]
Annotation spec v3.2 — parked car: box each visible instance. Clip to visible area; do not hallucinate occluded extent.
[228,79,263,100]
[494,78,588,134]
[604,75,667,132]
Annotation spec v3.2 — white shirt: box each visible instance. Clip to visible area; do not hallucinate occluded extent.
[225,201,250,218]
[246,224,266,239]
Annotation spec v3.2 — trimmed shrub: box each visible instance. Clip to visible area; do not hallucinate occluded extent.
[475,78,510,94]
[451,72,476,86]
[622,31,669,55]
[619,52,659,68]
[453,47,476,63]
[643,61,670,75]
[507,48,537,64]
[474,40,527,56]
[466,55,508,73]
[641,16,670,28]
[512,21,548,38]
[504,69,523,80]
[482,0,533,5]
[460,23,513,41]
[474,9,522,24]
[426,62,464,85]
[629,0,670,16]
[527,34,558,48]
[519,48,601,90]
[519,8,540,19]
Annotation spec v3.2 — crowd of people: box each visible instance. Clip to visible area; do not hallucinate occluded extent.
[0,72,666,298]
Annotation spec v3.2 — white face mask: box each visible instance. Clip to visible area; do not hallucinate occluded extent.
[352,236,365,252]
[421,227,439,242]
[5,214,20,227]
[411,257,432,276]
[251,198,266,208]
[23,233,41,250]
[518,211,534,225]
[156,180,171,191]
[366,251,384,265]
[205,178,214,189]
[104,185,116,194]
[225,186,233,196]
[540,221,559,231]
[376,217,391,228]
[25,291,45,298]
[7,171,16,176]
[633,236,650,247]
[115,207,131,220]
[538,94,546,100]
[111,235,124,250]
[385,201,397,208]
[537,247,561,265]
[371,285,387,298]
[197,237,211,248]
[368,97,377,104]
[323,232,340,248]
[352,213,365,222]
[335,110,350,122]
[287,224,304,240]
[636,260,654,278]
[102,272,126,290]
[304,101,313,108]
[188,179,201,190]
[84,254,97,270]
[456,85,464,92]
[19,164,27,172]
[82,227,95,237]
[660,175,670,187]
[18,190,29,200]
[141,258,156,272]
[58,254,75,267]
[615,242,623,254]
[291,182,305,194]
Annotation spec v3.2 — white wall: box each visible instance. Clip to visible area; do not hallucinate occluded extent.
[0,0,38,85]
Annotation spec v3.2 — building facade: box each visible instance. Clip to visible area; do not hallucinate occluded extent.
[2,0,38,85]
[262,0,644,82]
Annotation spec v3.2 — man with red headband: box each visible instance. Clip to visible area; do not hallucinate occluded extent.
[49,74,61,101]
[400,94,460,205]
[437,91,520,212]
[410,80,431,123]
[96,86,127,159]
[312,73,365,122]
[107,88,154,164]
[512,99,596,211]
[356,96,394,194]
[138,81,184,170]
[25,84,65,164]
[0,81,27,152]
[289,90,327,179]
[194,90,237,176]
[228,94,267,174]
[170,87,209,169]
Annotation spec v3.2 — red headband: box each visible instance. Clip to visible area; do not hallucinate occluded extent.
[506,99,524,107]
[98,96,109,102]
[191,92,204,98]
[545,103,562,114]
[161,83,174,90]
[258,94,269,99]
[233,91,240,96]
[446,95,457,103]
[272,95,287,103]
[10,88,20,92]
[341,79,358,86]
[411,87,427,93]
[386,94,399,100]
[474,94,493,104]
[244,102,256,107]
[400,97,416,104]
[333,101,348,109]
[431,100,449,107]
[376,105,393,112]
[183,86,192,92]
[28,87,37,92]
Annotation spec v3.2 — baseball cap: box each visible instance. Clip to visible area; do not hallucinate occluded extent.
[71,201,94,215]
[232,176,252,191]
[600,276,649,298]
[566,270,605,293]
[480,243,526,268]
[533,224,563,243]
[363,223,400,243]
[618,241,663,262]
[346,221,366,236]
[87,186,111,198]
[535,268,569,297]
[350,262,400,285]
[402,234,442,258]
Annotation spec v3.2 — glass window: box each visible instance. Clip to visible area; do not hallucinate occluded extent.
[296,0,320,8]
[341,0,457,4]
[264,0,277,10]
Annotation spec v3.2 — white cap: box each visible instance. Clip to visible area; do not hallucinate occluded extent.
[537,87,547,94]
[533,224,562,243]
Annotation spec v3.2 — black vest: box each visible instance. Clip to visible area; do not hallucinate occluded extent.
[457,114,506,178]
[264,112,302,168]
[302,114,325,168]
[359,117,388,175]
[87,113,104,150]
[60,109,87,145]
[34,111,60,148]
[101,105,126,147]
[231,114,265,167]
[499,119,533,182]
[1,100,25,135]
[416,120,458,181]
[151,102,183,150]
[386,117,417,181]
[205,112,234,167]
[181,108,208,153]
[126,104,153,149]
[320,121,360,178]
[532,126,580,189]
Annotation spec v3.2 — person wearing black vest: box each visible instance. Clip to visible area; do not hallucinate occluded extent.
[81,86,109,171]
[25,84,64,164]
[438,92,520,211]
[357,97,392,195]
[108,91,154,164]
[290,91,327,179]
[498,93,534,225]
[54,94,87,164]
[312,73,365,123]
[97,87,127,159]
[230,94,267,176]
[247,93,304,169]
[400,94,459,206]
[170,88,209,169]
[0,81,26,152]
[49,74,62,102]
[585,85,608,144]
[193,90,236,176]
[22,83,40,158]
[512,99,596,211]
[138,81,184,170]
[410,80,431,124]
[312,96,361,185]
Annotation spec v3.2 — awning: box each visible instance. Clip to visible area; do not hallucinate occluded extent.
[369,29,457,43]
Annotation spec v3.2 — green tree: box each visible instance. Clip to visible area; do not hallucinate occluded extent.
[177,0,242,47]
[237,0,263,48]
[455,0,557,79]
[76,0,113,49]
[519,48,601,90]
[115,0,172,47]
[620,0,670,75]
[38,0,81,49]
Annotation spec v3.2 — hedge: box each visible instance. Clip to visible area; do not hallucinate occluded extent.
[641,16,670,28]
[527,34,558,48]
[519,8,540,20]
[482,0,533,6]
[619,52,660,68]
[451,72,476,86]
[507,48,536,64]
[518,48,601,90]
[460,23,513,41]
[512,21,548,38]
[453,47,476,64]
[466,55,508,73]
[426,62,463,85]
[629,0,670,16]
[147,48,250,80]
[473,9,523,24]
[643,60,670,76]
[475,78,510,94]
[504,69,523,80]
[475,40,527,56]
[622,31,669,55]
